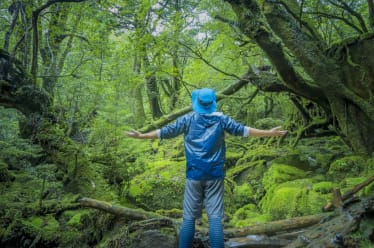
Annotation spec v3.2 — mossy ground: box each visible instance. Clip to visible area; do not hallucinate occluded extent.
[1,129,373,247]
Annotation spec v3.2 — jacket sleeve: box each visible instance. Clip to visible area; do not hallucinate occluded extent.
[159,114,190,139]
[221,115,249,137]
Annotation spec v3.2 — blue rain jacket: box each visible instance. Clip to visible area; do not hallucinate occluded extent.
[159,112,248,180]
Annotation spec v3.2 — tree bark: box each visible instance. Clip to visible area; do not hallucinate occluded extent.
[0,49,50,116]
[225,0,374,154]
[144,55,163,119]
[79,197,171,221]
[368,0,374,30]
[225,214,328,237]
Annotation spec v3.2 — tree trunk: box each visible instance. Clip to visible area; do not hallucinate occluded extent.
[0,49,50,116]
[225,0,374,154]
[144,55,163,119]
[132,55,146,128]
[369,0,374,30]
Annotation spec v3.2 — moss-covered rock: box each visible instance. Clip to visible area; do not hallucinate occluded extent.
[262,164,307,192]
[63,210,91,229]
[230,203,271,227]
[240,145,282,162]
[327,155,366,181]
[312,181,338,194]
[128,160,185,210]
[273,137,349,173]
[260,179,330,220]
[226,160,267,204]
[231,183,255,207]
[228,160,267,184]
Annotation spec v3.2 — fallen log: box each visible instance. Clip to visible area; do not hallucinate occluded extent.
[286,194,374,248]
[225,236,291,248]
[79,197,332,238]
[323,175,374,211]
[79,197,172,221]
[225,213,330,237]
[78,196,374,247]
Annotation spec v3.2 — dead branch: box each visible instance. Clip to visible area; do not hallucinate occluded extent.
[323,175,374,211]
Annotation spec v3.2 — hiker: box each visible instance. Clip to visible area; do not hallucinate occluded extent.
[125,88,287,248]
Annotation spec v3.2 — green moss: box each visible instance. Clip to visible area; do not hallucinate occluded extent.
[155,208,183,218]
[128,159,185,210]
[242,145,280,162]
[225,150,244,167]
[254,118,284,129]
[313,181,338,194]
[340,177,374,197]
[226,160,267,205]
[232,183,255,207]
[64,210,91,229]
[22,215,60,241]
[272,151,314,171]
[260,179,330,220]
[227,160,266,183]
[230,204,271,227]
[365,156,374,174]
[327,155,366,180]
[0,139,43,170]
[262,164,307,191]
[0,160,14,182]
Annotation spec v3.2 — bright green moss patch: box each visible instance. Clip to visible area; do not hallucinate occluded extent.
[128,159,185,210]
[225,150,245,167]
[232,183,255,207]
[262,164,307,191]
[156,208,183,218]
[230,204,271,227]
[261,179,329,220]
[227,160,266,183]
[241,144,281,162]
[327,155,366,180]
[64,210,91,229]
[313,181,338,194]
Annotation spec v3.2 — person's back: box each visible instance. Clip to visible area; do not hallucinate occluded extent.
[182,112,246,180]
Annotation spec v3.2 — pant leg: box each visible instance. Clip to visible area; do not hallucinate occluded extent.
[179,179,204,248]
[182,179,204,219]
[204,179,224,248]
[178,218,195,248]
[204,179,224,219]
